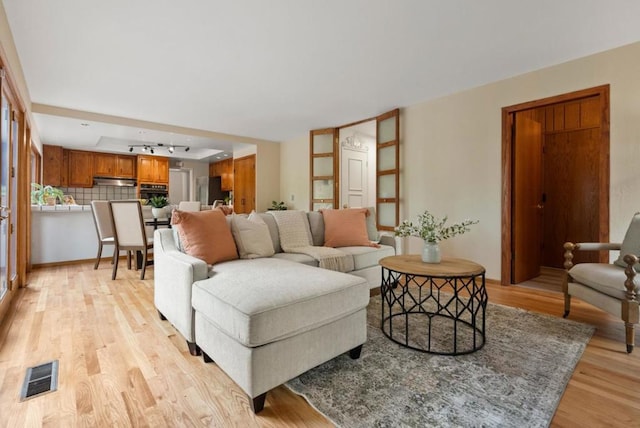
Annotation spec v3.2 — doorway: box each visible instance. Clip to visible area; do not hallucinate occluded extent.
[501,85,610,285]
[339,121,376,209]
[168,168,191,204]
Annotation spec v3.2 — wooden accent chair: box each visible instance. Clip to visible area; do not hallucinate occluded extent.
[108,200,154,280]
[563,213,640,353]
[89,200,115,269]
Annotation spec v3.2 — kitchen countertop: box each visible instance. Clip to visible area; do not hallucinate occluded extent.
[31,204,92,211]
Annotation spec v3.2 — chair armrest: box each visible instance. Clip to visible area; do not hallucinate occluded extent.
[563,242,622,270]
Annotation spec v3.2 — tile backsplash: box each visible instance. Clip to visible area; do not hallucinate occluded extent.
[60,186,137,205]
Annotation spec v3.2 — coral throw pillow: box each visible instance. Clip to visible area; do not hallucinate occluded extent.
[322,208,373,247]
[171,209,238,264]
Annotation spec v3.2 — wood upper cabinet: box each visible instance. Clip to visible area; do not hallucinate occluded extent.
[67,150,94,187]
[137,155,169,184]
[93,153,116,176]
[209,158,233,191]
[93,153,136,178]
[117,155,136,178]
[42,144,64,186]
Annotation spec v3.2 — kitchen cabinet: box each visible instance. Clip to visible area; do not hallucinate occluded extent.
[137,155,169,184]
[67,150,94,187]
[117,156,136,178]
[209,158,233,191]
[42,144,63,186]
[61,150,69,187]
[94,153,136,178]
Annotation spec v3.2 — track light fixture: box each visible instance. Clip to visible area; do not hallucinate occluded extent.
[127,143,190,154]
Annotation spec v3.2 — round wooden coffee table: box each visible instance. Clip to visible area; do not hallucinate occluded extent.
[379,255,487,355]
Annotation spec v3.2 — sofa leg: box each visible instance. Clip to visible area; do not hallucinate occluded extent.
[202,351,214,363]
[187,341,201,356]
[349,345,363,359]
[157,310,167,321]
[251,393,267,413]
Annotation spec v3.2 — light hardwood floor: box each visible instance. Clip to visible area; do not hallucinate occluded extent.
[0,263,639,427]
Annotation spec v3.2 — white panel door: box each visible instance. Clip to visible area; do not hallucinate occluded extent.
[340,148,368,208]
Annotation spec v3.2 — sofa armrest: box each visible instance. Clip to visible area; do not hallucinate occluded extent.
[379,234,396,251]
[153,229,209,342]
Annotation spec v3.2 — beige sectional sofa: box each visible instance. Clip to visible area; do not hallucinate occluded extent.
[153,210,395,412]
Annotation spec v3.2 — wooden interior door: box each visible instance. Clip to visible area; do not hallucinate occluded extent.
[512,111,543,283]
[233,155,255,214]
[542,97,602,267]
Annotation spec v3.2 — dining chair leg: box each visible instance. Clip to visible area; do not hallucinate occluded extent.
[94,242,103,270]
[127,251,132,270]
[140,248,148,280]
[111,248,119,280]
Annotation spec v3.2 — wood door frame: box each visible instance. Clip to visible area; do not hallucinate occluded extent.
[501,85,610,285]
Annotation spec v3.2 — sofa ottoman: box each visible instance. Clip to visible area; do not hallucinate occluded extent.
[191,257,369,412]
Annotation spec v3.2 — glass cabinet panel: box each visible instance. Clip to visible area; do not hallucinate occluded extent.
[313,179,334,200]
[313,157,334,177]
[313,202,334,211]
[378,146,397,171]
[313,134,334,154]
[378,174,396,199]
[378,116,396,144]
[378,203,396,228]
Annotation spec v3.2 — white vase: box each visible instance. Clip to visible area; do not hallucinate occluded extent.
[151,207,165,218]
[422,241,441,263]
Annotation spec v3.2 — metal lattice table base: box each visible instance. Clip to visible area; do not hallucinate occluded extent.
[381,258,487,356]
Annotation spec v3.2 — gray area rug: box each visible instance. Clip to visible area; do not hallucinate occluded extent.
[286,295,594,428]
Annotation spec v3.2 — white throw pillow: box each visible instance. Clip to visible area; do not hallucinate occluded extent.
[230,212,275,259]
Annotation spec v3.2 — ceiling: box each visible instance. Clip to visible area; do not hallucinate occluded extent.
[3,1,640,162]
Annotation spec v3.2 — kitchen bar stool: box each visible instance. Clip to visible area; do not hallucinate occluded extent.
[90,200,115,269]
[109,200,154,280]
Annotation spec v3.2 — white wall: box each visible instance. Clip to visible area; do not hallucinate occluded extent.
[280,41,640,281]
[280,133,309,210]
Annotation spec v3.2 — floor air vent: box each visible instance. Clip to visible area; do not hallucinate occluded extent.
[20,360,59,401]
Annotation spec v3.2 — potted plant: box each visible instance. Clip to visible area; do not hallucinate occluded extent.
[395,210,478,263]
[31,183,64,206]
[268,200,287,211]
[148,195,169,218]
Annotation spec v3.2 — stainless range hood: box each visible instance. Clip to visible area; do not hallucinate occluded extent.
[93,177,137,187]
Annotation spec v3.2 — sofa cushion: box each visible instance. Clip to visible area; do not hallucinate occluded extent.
[569,263,640,300]
[171,209,238,265]
[365,206,379,241]
[191,258,369,347]
[322,208,371,247]
[271,252,319,267]
[307,211,325,246]
[258,213,282,253]
[230,212,275,259]
[339,244,396,271]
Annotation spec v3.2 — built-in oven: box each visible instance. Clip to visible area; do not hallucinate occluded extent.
[139,183,168,200]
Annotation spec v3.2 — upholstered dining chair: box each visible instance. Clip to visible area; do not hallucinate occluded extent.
[90,200,115,269]
[178,201,201,212]
[563,212,640,353]
[109,200,154,280]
